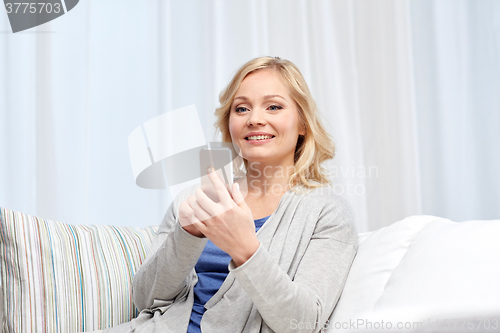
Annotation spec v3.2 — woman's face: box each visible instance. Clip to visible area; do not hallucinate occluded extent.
[229,69,305,167]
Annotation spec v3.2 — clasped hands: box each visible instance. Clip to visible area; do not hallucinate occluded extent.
[178,169,260,267]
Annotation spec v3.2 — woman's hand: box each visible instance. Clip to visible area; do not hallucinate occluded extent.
[178,174,233,238]
[179,196,206,238]
[187,169,260,266]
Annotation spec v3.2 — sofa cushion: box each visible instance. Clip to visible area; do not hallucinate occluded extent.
[0,207,158,333]
[329,215,445,329]
[371,218,500,323]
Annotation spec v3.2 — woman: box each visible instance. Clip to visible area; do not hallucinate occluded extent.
[105,56,358,333]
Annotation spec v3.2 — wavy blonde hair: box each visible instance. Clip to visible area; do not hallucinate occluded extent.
[214,56,335,193]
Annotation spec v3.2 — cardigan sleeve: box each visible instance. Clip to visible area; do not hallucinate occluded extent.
[132,190,208,311]
[228,195,358,333]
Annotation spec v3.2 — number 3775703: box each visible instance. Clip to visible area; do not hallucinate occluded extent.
[5,2,61,14]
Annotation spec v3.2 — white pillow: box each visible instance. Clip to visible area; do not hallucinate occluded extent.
[328,215,444,331]
[371,219,500,323]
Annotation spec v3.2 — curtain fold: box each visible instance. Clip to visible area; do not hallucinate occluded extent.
[1,0,499,231]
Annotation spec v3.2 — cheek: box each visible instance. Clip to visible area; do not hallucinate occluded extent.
[228,116,239,139]
[228,117,235,135]
[281,117,300,135]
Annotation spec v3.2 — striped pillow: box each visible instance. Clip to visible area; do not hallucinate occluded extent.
[0,207,158,333]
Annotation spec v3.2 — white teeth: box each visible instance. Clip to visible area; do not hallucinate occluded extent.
[247,135,273,140]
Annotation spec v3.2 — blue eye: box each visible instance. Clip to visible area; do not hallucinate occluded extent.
[269,105,283,111]
[235,107,248,113]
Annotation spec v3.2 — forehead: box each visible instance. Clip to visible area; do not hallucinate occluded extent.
[236,69,290,96]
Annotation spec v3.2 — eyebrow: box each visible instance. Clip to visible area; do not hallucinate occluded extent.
[233,95,286,102]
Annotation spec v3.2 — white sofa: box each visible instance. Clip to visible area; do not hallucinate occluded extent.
[1,208,499,333]
[328,215,500,333]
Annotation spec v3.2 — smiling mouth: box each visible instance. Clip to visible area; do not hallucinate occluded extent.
[244,135,275,141]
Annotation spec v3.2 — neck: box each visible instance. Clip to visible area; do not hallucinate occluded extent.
[240,161,296,198]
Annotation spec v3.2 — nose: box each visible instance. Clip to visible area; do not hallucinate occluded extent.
[246,108,267,126]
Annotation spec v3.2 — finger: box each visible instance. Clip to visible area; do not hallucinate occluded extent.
[230,177,249,199]
[207,168,232,207]
[232,182,249,208]
[195,187,222,218]
[187,195,212,222]
[178,201,191,218]
[178,201,195,226]
[185,205,208,230]
[190,213,204,226]
[191,217,208,234]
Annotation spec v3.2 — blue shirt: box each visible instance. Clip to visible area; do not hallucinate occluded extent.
[187,215,271,333]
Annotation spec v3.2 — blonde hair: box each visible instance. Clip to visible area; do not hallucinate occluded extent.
[214,56,335,193]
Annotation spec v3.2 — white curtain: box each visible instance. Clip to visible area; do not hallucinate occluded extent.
[1,0,499,232]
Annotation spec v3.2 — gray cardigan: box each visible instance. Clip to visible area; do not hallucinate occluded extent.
[105,183,358,333]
